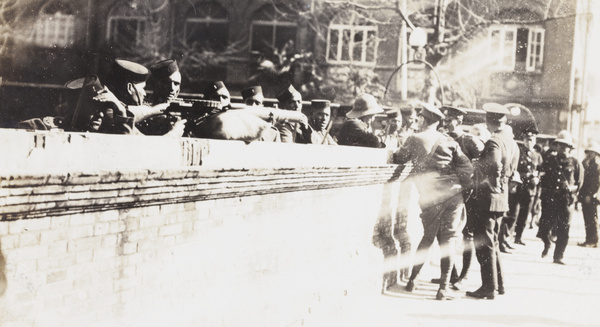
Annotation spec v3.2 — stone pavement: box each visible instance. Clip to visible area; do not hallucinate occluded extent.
[305,209,600,327]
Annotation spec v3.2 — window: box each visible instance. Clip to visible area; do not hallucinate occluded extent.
[32,13,75,48]
[107,16,148,46]
[184,2,229,51]
[488,25,544,72]
[250,5,297,56]
[327,12,377,65]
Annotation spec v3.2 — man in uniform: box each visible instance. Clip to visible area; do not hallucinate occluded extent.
[503,127,543,247]
[204,81,232,109]
[434,105,484,288]
[148,59,181,105]
[577,144,600,248]
[394,103,473,300]
[295,99,336,145]
[241,86,264,107]
[537,131,583,264]
[336,93,384,148]
[275,84,309,143]
[466,103,519,300]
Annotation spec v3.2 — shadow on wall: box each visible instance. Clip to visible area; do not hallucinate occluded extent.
[0,240,6,297]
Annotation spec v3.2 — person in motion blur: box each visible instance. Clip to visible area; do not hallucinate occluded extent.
[394,102,473,300]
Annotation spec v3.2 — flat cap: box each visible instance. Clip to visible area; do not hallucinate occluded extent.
[311,99,330,110]
[483,102,510,121]
[241,86,263,99]
[441,105,467,117]
[276,84,300,104]
[419,102,445,121]
[203,81,227,98]
[110,59,149,84]
[150,59,179,79]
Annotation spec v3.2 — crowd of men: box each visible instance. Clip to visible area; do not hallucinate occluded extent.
[9,57,600,302]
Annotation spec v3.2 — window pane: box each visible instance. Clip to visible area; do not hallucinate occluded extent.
[515,28,528,63]
[366,30,376,63]
[341,29,351,61]
[186,21,229,51]
[352,30,364,61]
[251,24,273,54]
[328,29,339,61]
[274,25,296,52]
[502,30,515,67]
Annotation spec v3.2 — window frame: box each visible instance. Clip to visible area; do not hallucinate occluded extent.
[106,16,149,46]
[32,12,76,48]
[488,24,545,73]
[184,16,229,50]
[249,19,297,54]
[326,22,378,66]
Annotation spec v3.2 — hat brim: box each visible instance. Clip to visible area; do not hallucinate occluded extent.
[553,139,574,148]
[346,107,384,119]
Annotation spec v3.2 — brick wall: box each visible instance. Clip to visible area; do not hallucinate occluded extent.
[0,130,418,327]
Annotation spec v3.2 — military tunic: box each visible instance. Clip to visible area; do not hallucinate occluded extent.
[537,150,583,260]
[578,155,600,245]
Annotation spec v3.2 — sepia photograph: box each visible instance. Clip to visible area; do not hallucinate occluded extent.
[1,0,599,326]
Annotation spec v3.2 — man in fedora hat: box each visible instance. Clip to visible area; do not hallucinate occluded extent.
[466,103,519,300]
[536,130,583,264]
[295,99,336,145]
[394,102,473,300]
[336,93,384,147]
[577,143,600,248]
[502,126,544,248]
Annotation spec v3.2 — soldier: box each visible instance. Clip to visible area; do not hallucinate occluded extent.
[432,105,484,289]
[466,103,519,300]
[394,103,473,300]
[336,94,384,148]
[138,59,186,136]
[503,127,544,247]
[295,99,337,145]
[275,84,309,143]
[241,86,264,107]
[204,81,231,109]
[378,110,403,150]
[148,59,181,104]
[577,144,600,248]
[536,131,583,264]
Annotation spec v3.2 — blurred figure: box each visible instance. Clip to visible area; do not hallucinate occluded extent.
[502,127,543,248]
[537,130,583,264]
[378,110,403,150]
[466,103,519,300]
[241,86,264,107]
[336,93,384,148]
[204,81,231,109]
[577,144,600,248]
[393,102,473,300]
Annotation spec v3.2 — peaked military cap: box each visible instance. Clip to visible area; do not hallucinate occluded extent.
[64,75,103,92]
[311,99,330,110]
[441,105,467,118]
[419,102,445,121]
[109,59,149,84]
[522,125,539,137]
[482,102,510,122]
[150,59,179,79]
[241,86,263,99]
[276,84,300,104]
[203,81,227,98]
